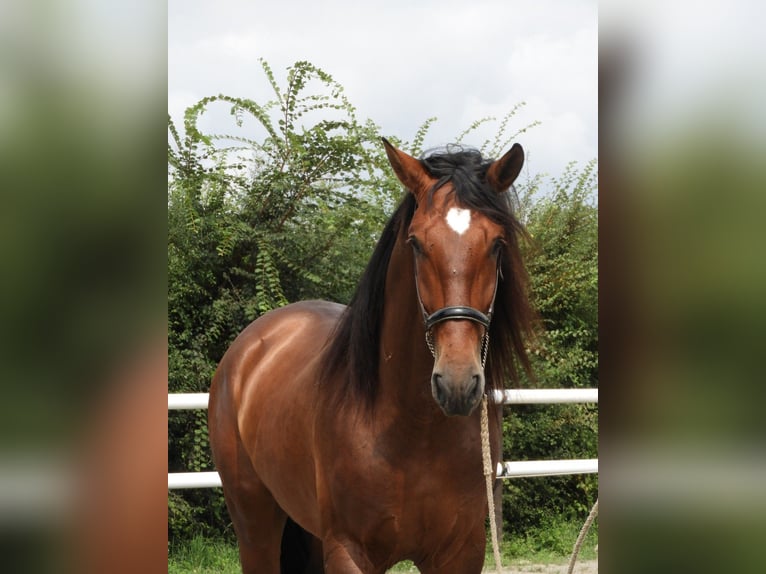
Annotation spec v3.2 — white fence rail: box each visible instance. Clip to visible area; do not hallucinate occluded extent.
[168,393,210,410]
[168,389,598,489]
[169,471,222,489]
[491,388,598,405]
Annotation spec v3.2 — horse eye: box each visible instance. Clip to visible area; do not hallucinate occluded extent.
[492,238,507,255]
[407,236,423,254]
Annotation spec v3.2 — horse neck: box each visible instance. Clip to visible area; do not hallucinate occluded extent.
[377,237,439,418]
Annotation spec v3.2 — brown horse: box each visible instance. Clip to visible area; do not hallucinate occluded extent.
[208,139,536,573]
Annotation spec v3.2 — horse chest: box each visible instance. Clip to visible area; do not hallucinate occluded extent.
[319,420,486,554]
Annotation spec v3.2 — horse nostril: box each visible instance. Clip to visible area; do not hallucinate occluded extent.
[432,373,446,403]
[468,374,481,399]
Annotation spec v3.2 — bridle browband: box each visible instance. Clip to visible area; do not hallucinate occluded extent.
[414,260,501,369]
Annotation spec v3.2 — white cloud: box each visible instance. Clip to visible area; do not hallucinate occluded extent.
[196,34,263,61]
[168,0,597,180]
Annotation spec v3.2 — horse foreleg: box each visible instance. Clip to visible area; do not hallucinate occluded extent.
[222,477,286,574]
[322,538,378,574]
[215,432,287,573]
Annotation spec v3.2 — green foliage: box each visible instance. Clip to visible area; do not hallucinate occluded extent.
[498,514,598,563]
[168,59,597,546]
[520,159,598,388]
[455,101,542,159]
[501,159,599,535]
[168,535,242,574]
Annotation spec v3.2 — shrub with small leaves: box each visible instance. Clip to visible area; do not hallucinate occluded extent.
[501,160,598,535]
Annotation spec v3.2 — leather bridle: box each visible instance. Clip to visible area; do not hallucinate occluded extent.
[413,258,501,369]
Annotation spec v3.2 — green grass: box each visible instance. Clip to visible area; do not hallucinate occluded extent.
[499,516,599,564]
[389,518,599,572]
[169,517,597,573]
[168,536,241,574]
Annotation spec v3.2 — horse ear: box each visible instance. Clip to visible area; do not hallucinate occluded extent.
[382,138,432,200]
[486,143,524,193]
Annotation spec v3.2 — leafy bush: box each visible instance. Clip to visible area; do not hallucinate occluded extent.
[501,161,598,535]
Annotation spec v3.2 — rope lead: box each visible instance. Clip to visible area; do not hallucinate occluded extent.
[480,394,503,574]
[566,498,599,574]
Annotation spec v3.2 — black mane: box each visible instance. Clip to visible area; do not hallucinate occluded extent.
[320,146,536,408]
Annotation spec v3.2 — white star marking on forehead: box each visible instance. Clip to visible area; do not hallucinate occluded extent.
[445,207,472,235]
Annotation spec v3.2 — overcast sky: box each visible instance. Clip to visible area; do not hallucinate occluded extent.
[169,0,597,181]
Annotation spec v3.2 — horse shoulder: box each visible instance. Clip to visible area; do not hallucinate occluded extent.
[213,300,345,535]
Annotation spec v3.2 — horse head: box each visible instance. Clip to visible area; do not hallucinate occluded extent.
[383,139,524,416]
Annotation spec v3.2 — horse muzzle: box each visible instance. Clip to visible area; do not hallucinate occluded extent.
[431,364,484,416]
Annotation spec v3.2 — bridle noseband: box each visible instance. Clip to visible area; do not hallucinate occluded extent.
[424,306,492,332]
[415,262,500,369]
